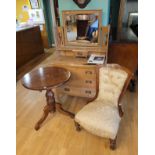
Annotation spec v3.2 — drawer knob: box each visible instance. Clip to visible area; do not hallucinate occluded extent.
[85,90,91,94]
[85,80,92,84]
[64,88,70,91]
[85,71,93,74]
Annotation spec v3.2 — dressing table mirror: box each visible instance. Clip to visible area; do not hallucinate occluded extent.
[63,10,102,46]
[56,10,110,58]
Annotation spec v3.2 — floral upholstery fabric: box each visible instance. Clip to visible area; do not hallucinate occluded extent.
[75,65,128,139]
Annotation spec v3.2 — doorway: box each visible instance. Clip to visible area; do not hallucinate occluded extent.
[110,0,138,41]
[109,0,121,41]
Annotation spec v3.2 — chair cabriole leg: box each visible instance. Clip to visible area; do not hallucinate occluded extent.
[74,121,81,131]
[109,137,117,150]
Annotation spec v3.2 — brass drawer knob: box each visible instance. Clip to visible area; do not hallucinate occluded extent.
[85,80,92,84]
[64,88,70,91]
[85,90,91,94]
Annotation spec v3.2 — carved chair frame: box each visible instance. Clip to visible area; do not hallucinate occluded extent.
[75,64,133,150]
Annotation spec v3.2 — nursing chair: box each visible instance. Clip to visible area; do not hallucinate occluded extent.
[74,64,132,150]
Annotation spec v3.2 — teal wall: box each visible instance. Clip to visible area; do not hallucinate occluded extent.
[40,0,54,45]
[58,0,111,26]
[43,0,54,45]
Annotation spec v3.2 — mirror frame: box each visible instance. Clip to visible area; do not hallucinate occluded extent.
[62,10,102,47]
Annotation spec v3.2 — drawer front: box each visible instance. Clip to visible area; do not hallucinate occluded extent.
[82,68,96,79]
[56,86,96,98]
[74,50,88,58]
[59,50,75,57]
[68,67,96,79]
[59,50,89,58]
[66,78,96,88]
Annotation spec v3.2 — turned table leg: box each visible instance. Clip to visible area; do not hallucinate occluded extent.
[74,121,81,131]
[56,103,75,118]
[35,89,55,130]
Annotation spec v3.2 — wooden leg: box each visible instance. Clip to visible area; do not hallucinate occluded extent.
[129,78,136,92]
[109,137,117,150]
[118,104,124,117]
[35,89,55,130]
[74,121,81,131]
[56,103,75,118]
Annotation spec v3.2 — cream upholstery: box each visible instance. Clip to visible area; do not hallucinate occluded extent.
[75,65,128,139]
[96,66,128,106]
[75,101,121,139]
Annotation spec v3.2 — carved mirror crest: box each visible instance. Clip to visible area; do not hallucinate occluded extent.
[73,0,91,8]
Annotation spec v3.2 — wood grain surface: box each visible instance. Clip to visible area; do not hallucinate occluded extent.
[21,67,71,91]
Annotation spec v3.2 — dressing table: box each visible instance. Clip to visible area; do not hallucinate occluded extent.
[51,10,110,99]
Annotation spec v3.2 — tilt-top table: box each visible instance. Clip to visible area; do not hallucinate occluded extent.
[21,66,74,130]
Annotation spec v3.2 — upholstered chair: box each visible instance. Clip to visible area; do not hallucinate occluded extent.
[74,64,132,150]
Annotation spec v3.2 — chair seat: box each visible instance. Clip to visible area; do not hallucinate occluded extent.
[75,101,121,139]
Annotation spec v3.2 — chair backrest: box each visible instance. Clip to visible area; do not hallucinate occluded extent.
[95,64,132,107]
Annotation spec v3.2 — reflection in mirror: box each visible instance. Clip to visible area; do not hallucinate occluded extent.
[66,14,99,44]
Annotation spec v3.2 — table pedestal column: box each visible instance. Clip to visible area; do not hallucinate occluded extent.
[35,89,55,130]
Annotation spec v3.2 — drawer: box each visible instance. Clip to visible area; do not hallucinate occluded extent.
[66,78,96,88]
[56,86,96,98]
[83,69,95,77]
[67,67,96,79]
[59,51,75,57]
[59,50,89,58]
[73,50,88,58]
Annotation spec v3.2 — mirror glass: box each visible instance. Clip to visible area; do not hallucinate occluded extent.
[65,14,99,44]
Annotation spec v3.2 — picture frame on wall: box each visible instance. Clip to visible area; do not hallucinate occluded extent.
[29,0,39,9]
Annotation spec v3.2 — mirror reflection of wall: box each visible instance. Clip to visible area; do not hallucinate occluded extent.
[66,15,77,41]
[66,14,99,44]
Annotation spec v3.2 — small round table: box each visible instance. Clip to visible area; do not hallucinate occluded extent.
[21,66,74,130]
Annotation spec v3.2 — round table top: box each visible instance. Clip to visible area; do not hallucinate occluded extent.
[21,66,71,91]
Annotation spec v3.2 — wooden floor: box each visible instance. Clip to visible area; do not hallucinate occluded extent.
[16,49,138,155]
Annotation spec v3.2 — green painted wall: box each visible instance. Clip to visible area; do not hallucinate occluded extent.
[40,0,54,45]
[58,0,111,26]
